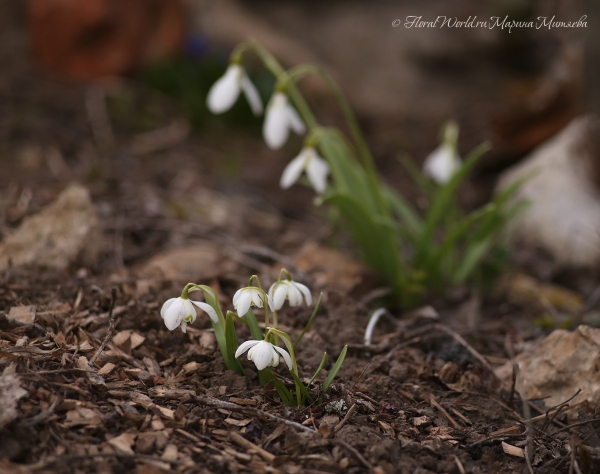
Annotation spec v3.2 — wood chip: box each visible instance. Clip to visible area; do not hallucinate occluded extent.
[378,420,395,437]
[161,444,178,461]
[183,361,200,373]
[412,416,431,428]
[98,363,117,376]
[224,418,253,427]
[501,441,525,458]
[229,431,275,462]
[108,432,136,455]
[130,332,145,349]
[8,305,36,325]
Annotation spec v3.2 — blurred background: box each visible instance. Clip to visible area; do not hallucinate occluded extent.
[0,0,597,280]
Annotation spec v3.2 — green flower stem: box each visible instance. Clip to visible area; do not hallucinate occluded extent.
[186,284,237,371]
[282,64,389,217]
[266,327,301,405]
[248,275,271,329]
[277,268,292,282]
[237,40,318,129]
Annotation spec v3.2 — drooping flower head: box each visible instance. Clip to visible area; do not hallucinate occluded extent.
[206,63,263,116]
[280,146,330,194]
[233,286,274,317]
[423,121,461,184]
[268,275,312,311]
[263,92,306,149]
[235,339,293,371]
[160,296,218,333]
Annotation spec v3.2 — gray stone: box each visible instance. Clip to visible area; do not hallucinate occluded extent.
[0,184,101,270]
[497,116,600,266]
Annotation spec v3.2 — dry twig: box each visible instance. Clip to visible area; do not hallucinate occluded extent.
[89,288,117,367]
[191,396,316,433]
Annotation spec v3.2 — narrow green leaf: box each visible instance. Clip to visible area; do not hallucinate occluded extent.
[309,353,327,386]
[289,371,314,404]
[294,292,323,348]
[323,345,348,392]
[382,185,423,240]
[263,370,295,406]
[225,311,244,374]
[245,309,264,341]
[413,142,490,268]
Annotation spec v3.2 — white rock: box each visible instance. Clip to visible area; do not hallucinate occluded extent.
[0,184,101,270]
[497,115,600,266]
[496,325,600,408]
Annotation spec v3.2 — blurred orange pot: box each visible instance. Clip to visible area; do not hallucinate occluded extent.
[28,0,185,81]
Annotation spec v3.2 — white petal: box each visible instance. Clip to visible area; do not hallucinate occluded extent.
[286,104,306,135]
[273,284,288,310]
[287,284,303,307]
[266,294,275,311]
[250,289,264,308]
[191,300,219,322]
[241,74,263,116]
[270,347,280,367]
[206,65,242,114]
[233,288,243,306]
[181,320,187,333]
[160,298,177,319]
[267,283,276,299]
[235,339,260,358]
[164,298,184,331]
[423,145,459,184]
[182,299,197,323]
[263,93,290,150]
[249,341,274,370]
[293,282,312,306]
[305,153,330,194]
[273,346,293,370]
[280,152,306,190]
[236,291,252,317]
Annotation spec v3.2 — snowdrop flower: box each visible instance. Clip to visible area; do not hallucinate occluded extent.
[235,339,292,371]
[280,146,330,194]
[233,287,274,317]
[206,64,263,115]
[268,279,312,311]
[422,143,461,184]
[160,297,218,333]
[423,121,461,185]
[263,92,306,149]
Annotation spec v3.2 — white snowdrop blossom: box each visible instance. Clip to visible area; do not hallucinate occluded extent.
[280,146,330,194]
[160,297,218,333]
[206,64,263,116]
[422,143,461,184]
[233,287,274,317]
[268,279,312,311]
[263,92,306,149]
[235,340,293,371]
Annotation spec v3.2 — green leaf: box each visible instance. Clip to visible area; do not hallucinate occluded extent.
[294,292,323,348]
[310,353,327,386]
[382,185,423,241]
[400,154,437,198]
[324,193,403,295]
[289,371,314,404]
[426,203,495,279]
[225,311,244,374]
[413,142,490,269]
[245,309,264,341]
[263,369,295,406]
[323,345,348,392]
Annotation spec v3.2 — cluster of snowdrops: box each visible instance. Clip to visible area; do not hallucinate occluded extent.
[202,40,523,308]
[160,269,347,406]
